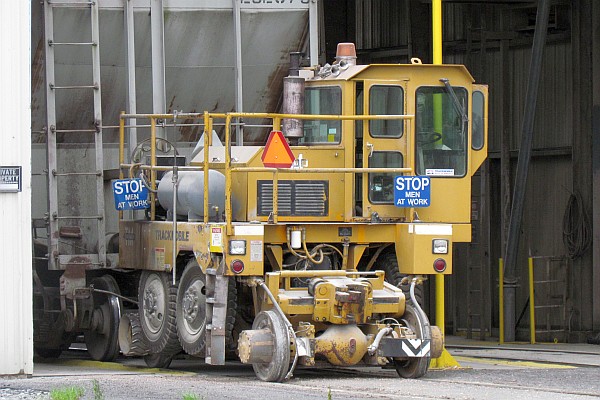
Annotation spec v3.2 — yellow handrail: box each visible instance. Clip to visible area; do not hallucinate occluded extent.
[118,111,415,229]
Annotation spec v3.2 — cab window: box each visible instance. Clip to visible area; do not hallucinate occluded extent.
[369,85,403,138]
[369,151,403,204]
[301,86,342,144]
[415,86,468,177]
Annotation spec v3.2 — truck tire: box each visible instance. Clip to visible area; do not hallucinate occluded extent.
[138,271,180,355]
[176,258,237,356]
[379,251,424,306]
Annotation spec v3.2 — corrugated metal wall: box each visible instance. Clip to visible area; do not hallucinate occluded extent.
[0,1,33,375]
[351,1,584,338]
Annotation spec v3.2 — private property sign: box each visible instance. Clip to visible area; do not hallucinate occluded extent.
[0,166,22,192]
[394,176,431,208]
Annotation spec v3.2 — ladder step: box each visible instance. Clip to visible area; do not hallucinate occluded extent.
[49,41,97,47]
[54,215,103,220]
[49,84,98,90]
[47,1,93,8]
[206,297,216,304]
[534,305,563,309]
[206,268,217,276]
[206,324,212,331]
[53,128,98,133]
[53,171,102,177]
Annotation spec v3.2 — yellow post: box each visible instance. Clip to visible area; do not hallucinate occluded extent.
[528,257,536,344]
[150,117,156,220]
[499,258,504,344]
[429,0,460,370]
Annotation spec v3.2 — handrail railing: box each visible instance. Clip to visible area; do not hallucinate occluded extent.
[119,111,415,232]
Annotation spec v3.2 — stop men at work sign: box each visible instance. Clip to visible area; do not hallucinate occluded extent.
[112,178,150,210]
[394,176,431,208]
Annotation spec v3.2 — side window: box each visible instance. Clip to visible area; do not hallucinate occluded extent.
[369,151,403,204]
[369,85,403,138]
[472,91,485,150]
[301,86,342,144]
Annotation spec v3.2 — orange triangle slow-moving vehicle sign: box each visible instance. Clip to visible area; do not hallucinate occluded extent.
[261,130,295,168]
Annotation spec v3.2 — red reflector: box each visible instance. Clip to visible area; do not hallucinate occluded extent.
[231,259,244,274]
[433,258,447,273]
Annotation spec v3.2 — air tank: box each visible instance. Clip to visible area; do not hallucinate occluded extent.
[157,170,229,221]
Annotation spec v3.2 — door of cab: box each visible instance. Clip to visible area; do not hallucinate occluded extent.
[361,80,407,218]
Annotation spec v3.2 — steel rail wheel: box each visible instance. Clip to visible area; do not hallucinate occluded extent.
[394,303,431,378]
[251,310,290,382]
[138,271,180,355]
[84,275,122,361]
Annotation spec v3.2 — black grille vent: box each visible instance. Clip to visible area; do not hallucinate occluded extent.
[257,180,328,216]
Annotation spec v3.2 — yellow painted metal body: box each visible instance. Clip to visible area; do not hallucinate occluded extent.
[116,57,487,371]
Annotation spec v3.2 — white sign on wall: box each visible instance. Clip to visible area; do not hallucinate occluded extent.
[0,166,22,192]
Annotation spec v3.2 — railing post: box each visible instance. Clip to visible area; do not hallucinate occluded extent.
[499,258,504,344]
[529,257,536,344]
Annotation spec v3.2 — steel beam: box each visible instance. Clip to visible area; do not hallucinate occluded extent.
[151,0,166,138]
[503,0,550,342]
[233,0,243,145]
[591,0,600,331]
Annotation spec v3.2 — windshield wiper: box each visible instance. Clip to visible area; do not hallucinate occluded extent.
[439,78,468,125]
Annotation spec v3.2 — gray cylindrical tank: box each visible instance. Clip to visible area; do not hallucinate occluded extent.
[282,76,305,139]
[157,170,226,220]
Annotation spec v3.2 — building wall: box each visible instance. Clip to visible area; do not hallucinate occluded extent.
[0,1,33,375]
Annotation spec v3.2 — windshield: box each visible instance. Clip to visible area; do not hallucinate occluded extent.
[415,86,468,177]
[300,86,342,144]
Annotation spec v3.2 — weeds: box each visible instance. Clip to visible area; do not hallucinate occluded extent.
[328,387,332,400]
[182,394,202,400]
[49,386,84,400]
[92,379,104,400]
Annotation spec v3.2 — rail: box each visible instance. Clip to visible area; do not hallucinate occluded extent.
[119,111,415,233]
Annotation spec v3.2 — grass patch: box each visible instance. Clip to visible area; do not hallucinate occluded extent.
[50,386,84,400]
[182,394,202,400]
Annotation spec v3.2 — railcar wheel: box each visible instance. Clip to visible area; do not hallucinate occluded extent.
[394,303,431,379]
[84,275,122,361]
[143,352,175,369]
[176,260,207,356]
[34,348,62,359]
[251,310,290,382]
[138,271,180,355]
[379,251,424,306]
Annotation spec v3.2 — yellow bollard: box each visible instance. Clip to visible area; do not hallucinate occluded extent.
[499,258,504,344]
[529,257,536,344]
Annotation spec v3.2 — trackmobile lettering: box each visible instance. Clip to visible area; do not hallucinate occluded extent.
[155,229,190,242]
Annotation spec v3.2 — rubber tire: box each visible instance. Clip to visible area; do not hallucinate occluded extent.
[176,259,238,356]
[138,271,180,355]
[84,275,122,362]
[378,251,424,306]
[176,260,207,356]
[251,310,290,382]
[394,303,431,379]
[143,353,174,369]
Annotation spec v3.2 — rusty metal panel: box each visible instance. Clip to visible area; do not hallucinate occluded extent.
[31,3,309,145]
[0,0,34,376]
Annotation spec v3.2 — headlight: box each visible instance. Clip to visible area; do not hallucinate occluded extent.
[229,240,246,255]
[432,239,448,254]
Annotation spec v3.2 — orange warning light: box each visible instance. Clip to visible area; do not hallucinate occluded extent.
[261,131,295,168]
